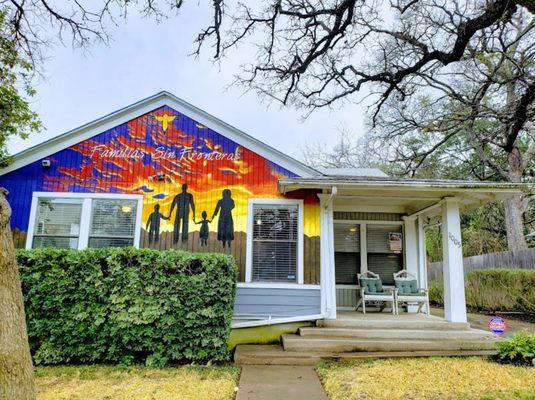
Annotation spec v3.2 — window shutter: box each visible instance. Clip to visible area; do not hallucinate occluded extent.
[251,203,299,282]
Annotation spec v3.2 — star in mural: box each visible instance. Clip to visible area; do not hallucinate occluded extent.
[154,114,176,132]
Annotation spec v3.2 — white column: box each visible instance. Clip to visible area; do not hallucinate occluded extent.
[417,215,428,290]
[441,198,467,323]
[403,216,419,313]
[318,194,337,319]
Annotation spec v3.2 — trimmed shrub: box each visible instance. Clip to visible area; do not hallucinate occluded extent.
[428,268,535,314]
[496,330,535,365]
[18,247,238,366]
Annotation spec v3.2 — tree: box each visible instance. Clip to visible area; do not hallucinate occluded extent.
[0,9,40,400]
[372,8,534,250]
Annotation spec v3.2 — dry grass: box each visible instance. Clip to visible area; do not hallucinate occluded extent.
[317,357,535,400]
[35,364,240,400]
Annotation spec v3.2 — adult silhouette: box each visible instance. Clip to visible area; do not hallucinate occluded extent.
[169,183,195,244]
[212,189,235,247]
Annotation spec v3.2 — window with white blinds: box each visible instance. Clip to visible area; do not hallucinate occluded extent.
[89,199,137,248]
[334,223,361,284]
[32,198,83,249]
[249,201,302,283]
[28,193,142,250]
[367,224,403,285]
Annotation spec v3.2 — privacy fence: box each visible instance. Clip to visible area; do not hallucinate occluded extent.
[428,248,535,281]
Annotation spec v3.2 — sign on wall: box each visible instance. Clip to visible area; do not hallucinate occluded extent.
[389,232,403,253]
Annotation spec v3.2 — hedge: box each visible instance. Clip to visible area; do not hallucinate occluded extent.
[429,268,535,314]
[17,247,238,366]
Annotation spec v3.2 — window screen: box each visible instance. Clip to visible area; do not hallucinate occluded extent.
[32,198,83,249]
[251,203,299,282]
[88,199,137,248]
[367,224,403,285]
[334,224,360,284]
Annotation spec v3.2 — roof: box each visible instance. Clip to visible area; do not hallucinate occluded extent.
[0,91,320,178]
[279,176,529,215]
[318,167,388,178]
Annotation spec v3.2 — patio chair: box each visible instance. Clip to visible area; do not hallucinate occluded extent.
[393,270,430,315]
[356,271,396,314]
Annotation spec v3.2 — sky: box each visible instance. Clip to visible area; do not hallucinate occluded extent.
[7,3,368,162]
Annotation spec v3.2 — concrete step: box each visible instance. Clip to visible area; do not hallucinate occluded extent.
[282,334,500,352]
[234,344,498,366]
[318,317,470,330]
[299,327,496,340]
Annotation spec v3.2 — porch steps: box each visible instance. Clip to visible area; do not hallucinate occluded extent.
[298,327,493,340]
[234,344,498,366]
[317,317,470,330]
[282,334,498,352]
[233,313,502,365]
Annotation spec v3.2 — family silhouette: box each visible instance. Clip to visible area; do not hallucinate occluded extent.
[147,184,235,247]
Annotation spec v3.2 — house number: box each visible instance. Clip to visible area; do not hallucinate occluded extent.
[448,232,461,248]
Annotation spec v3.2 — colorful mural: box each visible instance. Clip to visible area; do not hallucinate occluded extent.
[0,106,321,282]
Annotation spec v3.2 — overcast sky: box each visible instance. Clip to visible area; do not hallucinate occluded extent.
[7,4,368,162]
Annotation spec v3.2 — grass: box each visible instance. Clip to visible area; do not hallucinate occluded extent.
[35,364,240,400]
[317,357,535,400]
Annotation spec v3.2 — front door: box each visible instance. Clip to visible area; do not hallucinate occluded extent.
[334,222,361,309]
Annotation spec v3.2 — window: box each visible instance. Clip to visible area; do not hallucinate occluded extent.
[28,193,142,250]
[89,199,138,248]
[32,198,83,249]
[367,224,403,285]
[334,223,361,284]
[246,199,303,284]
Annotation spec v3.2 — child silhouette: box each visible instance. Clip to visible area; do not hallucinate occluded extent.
[146,204,169,244]
[194,211,212,246]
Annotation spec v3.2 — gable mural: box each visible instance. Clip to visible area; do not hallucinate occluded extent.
[0,106,320,282]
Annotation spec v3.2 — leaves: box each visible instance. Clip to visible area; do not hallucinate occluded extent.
[17,247,238,366]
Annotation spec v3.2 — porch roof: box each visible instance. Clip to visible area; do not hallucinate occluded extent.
[278,177,529,215]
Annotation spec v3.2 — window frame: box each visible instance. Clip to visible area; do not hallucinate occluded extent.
[26,192,144,250]
[245,198,304,285]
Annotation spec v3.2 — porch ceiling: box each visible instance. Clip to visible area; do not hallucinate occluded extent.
[278,177,528,216]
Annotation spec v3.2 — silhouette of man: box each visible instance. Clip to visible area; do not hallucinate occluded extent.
[146,204,168,244]
[169,183,195,244]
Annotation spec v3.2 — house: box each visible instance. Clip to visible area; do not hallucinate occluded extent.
[0,91,523,331]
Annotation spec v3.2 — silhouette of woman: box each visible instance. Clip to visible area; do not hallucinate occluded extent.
[212,189,235,247]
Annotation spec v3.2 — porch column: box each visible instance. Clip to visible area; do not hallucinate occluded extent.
[441,197,467,323]
[403,216,419,313]
[318,194,337,319]
[417,215,428,290]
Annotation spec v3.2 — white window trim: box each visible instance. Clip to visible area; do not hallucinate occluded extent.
[26,192,144,250]
[245,198,304,284]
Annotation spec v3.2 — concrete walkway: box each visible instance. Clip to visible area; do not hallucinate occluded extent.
[236,365,328,400]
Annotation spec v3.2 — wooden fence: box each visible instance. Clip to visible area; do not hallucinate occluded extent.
[427,248,535,281]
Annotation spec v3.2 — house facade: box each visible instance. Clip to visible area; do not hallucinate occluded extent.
[0,92,523,328]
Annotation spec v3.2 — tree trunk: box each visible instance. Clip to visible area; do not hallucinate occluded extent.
[505,148,528,251]
[0,190,35,400]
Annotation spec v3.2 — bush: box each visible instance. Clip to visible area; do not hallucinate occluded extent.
[428,268,535,314]
[18,247,238,366]
[496,330,535,366]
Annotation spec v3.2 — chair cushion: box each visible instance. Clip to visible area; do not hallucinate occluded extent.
[361,278,383,294]
[395,279,419,294]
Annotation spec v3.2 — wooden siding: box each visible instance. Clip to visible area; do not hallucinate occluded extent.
[234,287,321,316]
[0,105,321,283]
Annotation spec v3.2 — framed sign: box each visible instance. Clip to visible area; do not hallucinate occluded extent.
[389,232,402,252]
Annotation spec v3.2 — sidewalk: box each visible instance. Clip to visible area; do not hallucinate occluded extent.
[236,365,328,400]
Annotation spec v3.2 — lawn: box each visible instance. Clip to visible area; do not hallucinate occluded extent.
[317,357,535,400]
[35,365,240,400]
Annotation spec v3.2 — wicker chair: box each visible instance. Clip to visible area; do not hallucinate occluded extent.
[393,269,430,315]
[356,271,396,314]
